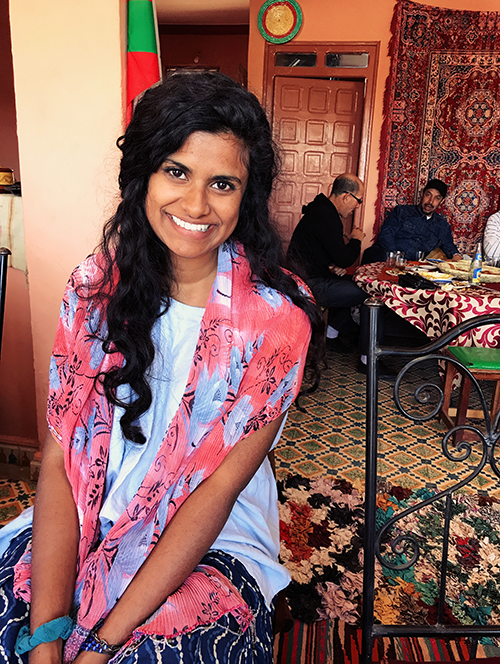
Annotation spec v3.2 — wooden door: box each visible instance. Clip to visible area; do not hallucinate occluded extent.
[271,76,364,244]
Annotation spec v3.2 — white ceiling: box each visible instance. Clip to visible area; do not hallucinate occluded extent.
[156,0,249,25]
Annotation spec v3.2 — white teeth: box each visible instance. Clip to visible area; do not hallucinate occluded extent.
[171,214,209,233]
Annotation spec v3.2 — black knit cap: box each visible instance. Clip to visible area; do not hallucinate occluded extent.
[424,178,448,198]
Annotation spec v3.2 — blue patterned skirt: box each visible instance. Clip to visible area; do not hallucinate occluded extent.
[0,528,274,664]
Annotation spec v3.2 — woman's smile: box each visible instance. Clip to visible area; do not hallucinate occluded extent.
[145,131,249,272]
[170,213,210,233]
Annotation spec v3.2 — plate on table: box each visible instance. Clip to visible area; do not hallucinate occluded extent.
[440,281,469,291]
[416,269,453,282]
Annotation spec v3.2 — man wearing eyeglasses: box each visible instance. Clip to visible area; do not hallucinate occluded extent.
[287,173,367,352]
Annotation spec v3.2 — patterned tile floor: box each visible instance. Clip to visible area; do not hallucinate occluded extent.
[275,346,500,499]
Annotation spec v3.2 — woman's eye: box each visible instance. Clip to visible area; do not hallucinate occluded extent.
[213,180,234,192]
[165,168,186,179]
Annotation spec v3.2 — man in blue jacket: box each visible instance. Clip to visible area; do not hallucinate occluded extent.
[366,179,461,262]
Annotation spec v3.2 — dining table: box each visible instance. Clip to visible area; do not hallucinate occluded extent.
[354,262,500,348]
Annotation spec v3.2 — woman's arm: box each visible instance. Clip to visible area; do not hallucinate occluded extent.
[73,413,286,662]
[28,432,80,664]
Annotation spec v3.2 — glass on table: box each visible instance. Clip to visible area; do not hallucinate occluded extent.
[395,251,407,268]
[385,251,396,267]
[415,250,426,262]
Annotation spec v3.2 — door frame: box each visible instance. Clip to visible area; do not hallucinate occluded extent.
[262,41,379,232]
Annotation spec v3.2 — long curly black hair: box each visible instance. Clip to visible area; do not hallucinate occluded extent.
[92,71,324,444]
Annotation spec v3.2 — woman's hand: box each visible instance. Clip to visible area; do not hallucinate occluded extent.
[29,433,79,656]
[72,650,113,664]
[28,639,62,664]
[27,637,118,664]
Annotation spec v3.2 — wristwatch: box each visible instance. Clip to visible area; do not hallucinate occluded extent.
[81,629,122,656]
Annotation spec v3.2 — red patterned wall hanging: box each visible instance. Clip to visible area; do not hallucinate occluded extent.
[376,0,500,255]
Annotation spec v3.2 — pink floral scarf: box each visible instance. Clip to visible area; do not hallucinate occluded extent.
[14,242,311,660]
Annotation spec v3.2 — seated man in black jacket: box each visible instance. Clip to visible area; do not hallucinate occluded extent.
[287,173,367,348]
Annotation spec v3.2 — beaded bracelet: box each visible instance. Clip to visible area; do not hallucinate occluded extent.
[81,629,122,657]
[15,615,74,654]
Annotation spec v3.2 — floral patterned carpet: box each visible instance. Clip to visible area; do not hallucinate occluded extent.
[275,473,500,663]
[278,473,500,629]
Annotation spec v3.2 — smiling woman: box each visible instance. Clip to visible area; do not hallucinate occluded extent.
[0,71,324,664]
[145,131,249,305]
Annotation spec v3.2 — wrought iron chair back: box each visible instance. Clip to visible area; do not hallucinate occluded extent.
[361,298,500,663]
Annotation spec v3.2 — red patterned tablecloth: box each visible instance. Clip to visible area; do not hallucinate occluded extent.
[354,263,500,348]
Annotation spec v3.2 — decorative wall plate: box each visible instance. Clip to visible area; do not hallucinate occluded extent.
[258,0,302,44]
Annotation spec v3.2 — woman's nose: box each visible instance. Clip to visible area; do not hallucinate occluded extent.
[181,185,210,218]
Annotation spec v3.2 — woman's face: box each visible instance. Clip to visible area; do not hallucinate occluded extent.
[145,131,249,273]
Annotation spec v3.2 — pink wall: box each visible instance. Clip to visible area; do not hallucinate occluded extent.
[9,0,125,447]
[248,0,500,249]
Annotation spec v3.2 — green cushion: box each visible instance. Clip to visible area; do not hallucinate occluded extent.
[448,346,500,370]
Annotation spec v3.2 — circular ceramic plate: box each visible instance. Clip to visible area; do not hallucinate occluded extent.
[417,269,453,282]
[441,282,469,291]
[258,0,303,43]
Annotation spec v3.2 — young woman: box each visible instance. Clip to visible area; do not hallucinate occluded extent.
[0,71,322,664]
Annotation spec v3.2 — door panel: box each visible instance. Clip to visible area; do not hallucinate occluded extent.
[271,76,364,244]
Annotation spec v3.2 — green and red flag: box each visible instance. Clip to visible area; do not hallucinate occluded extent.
[126,0,162,124]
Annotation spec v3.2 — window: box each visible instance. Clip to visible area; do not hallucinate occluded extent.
[275,52,317,67]
[325,53,369,68]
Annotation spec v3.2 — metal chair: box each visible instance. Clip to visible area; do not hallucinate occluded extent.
[362,298,500,664]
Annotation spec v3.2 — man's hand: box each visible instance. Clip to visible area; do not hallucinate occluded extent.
[451,253,462,261]
[329,265,346,277]
[350,228,366,242]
